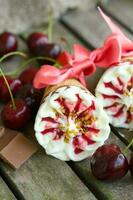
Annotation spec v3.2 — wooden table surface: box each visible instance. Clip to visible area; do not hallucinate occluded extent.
[0,0,133,199]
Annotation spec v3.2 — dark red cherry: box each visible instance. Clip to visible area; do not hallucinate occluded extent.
[36,43,61,58]
[16,84,43,114]
[1,99,31,130]
[129,153,133,176]
[34,43,61,65]
[0,32,18,56]
[19,67,38,85]
[90,144,129,181]
[0,76,22,102]
[27,32,48,55]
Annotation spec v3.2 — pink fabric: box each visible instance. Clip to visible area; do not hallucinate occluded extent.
[95,8,133,59]
[33,8,133,89]
[33,44,95,88]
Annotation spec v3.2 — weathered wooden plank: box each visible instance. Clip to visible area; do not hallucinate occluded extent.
[61,8,133,145]
[0,22,96,200]
[60,8,133,199]
[70,133,132,200]
[101,0,133,33]
[0,176,16,200]
[61,8,133,48]
[20,20,82,50]
[0,150,95,200]
[111,126,133,147]
[1,13,133,200]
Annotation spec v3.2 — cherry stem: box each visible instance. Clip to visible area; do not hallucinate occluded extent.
[0,51,26,63]
[0,67,16,109]
[0,51,27,77]
[123,138,133,155]
[4,56,60,77]
[48,11,53,42]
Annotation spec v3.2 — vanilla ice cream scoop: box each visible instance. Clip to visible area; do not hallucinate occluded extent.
[95,63,133,130]
[34,79,110,161]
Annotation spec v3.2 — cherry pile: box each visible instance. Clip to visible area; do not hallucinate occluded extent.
[0,30,133,183]
[0,66,43,130]
[0,29,61,130]
[90,143,133,181]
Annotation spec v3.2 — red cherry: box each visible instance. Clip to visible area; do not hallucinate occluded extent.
[0,32,18,56]
[36,43,61,65]
[1,99,31,130]
[19,67,39,85]
[90,144,129,181]
[0,76,22,102]
[35,43,61,58]
[27,32,48,55]
[16,84,43,114]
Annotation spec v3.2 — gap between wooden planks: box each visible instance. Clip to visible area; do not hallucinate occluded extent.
[0,22,96,200]
[60,6,133,147]
[0,176,16,200]
[100,0,133,34]
[0,6,133,199]
[60,7,133,200]
[100,0,133,145]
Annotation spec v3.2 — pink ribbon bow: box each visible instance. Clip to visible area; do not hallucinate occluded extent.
[33,44,96,88]
[91,7,133,67]
[33,8,133,89]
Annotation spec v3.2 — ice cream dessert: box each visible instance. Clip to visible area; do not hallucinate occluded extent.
[95,63,133,129]
[34,79,110,161]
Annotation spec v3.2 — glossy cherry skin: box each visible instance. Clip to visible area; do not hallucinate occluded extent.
[1,99,31,130]
[19,67,38,85]
[34,43,61,65]
[129,153,133,176]
[0,76,22,102]
[0,32,18,56]
[90,144,129,181]
[16,84,43,114]
[27,32,48,55]
[35,43,61,57]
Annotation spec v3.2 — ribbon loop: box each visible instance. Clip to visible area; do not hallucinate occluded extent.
[97,7,133,59]
[33,9,133,89]
[33,44,96,89]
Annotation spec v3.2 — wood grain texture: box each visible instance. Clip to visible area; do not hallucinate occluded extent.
[101,0,133,33]
[60,7,133,93]
[1,9,133,200]
[61,7,133,147]
[0,22,96,200]
[0,150,95,200]
[0,177,16,200]
[61,8,133,48]
[60,8,133,199]
[116,127,133,146]
[70,133,132,200]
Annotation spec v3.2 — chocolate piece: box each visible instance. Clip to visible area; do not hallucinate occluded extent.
[0,127,18,151]
[0,127,38,169]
